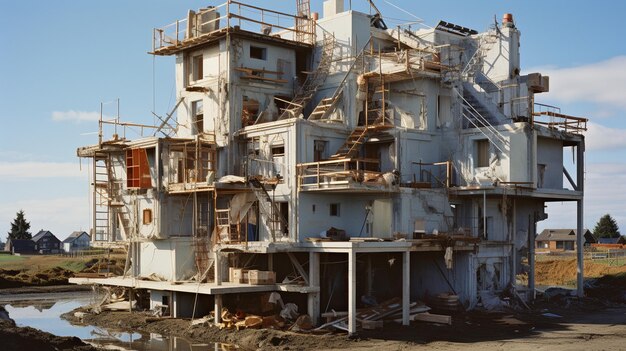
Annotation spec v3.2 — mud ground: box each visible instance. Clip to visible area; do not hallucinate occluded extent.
[62,299,626,351]
[0,319,97,351]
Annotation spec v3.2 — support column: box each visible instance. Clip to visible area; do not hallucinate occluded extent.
[366,255,373,296]
[576,140,585,297]
[576,200,584,297]
[528,214,535,300]
[402,251,410,326]
[307,252,320,325]
[214,250,222,286]
[348,250,357,336]
[214,294,222,325]
[268,253,274,271]
[129,287,134,312]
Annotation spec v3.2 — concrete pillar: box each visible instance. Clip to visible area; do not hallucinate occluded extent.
[402,251,410,326]
[366,254,373,296]
[528,214,535,300]
[214,294,222,325]
[576,200,584,297]
[214,250,222,286]
[268,253,274,271]
[576,141,585,298]
[307,252,320,325]
[348,250,357,336]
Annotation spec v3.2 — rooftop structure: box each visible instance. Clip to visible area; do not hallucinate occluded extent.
[71,0,588,335]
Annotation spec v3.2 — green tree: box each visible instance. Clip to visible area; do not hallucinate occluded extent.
[593,214,621,239]
[7,210,32,240]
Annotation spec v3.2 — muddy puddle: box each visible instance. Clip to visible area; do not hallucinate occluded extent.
[2,291,237,350]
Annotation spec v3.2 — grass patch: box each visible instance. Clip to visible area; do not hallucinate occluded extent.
[0,255,26,265]
[58,260,88,272]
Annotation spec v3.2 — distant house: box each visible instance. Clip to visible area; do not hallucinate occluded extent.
[5,239,36,254]
[536,229,596,251]
[32,230,61,254]
[597,237,626,245]
[62,231,91,253]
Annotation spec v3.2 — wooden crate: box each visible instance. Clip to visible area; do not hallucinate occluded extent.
[248,270,276,285]
[229,268,249,283]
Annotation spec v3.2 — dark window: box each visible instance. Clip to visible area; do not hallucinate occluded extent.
[475,140,489,168]
[330,203,340,217]
[192,55,203,81]
[271,145,285,156]
[250,46,267,60]
[192,100,204,134]
[314,140,328,162]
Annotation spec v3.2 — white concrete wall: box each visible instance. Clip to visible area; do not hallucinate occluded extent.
[139,238,196,281]
[483,26,521,83]
[536,137,563,189]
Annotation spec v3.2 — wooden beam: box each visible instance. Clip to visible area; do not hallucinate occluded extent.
[411,312,451,325]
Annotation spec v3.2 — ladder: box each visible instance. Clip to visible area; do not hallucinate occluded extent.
[93,157,110,242]
[295,0,313,44]
[193,236,214,282]
[277,33,335,120]
[215,209,235,242]
[108,156,133,241]
[248,178,287,242]
[309,38,371,121]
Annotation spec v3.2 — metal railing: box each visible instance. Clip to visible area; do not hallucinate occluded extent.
[532,103,587,133]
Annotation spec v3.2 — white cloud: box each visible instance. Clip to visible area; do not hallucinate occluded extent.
[538,56,626,110]
[0,162,86,179]
[585,122,626,151]
[0,197,90,239]
[541,162,626,233]
[51,110,102,122]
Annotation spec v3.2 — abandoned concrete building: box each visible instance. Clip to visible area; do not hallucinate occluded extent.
[71,0,587,334]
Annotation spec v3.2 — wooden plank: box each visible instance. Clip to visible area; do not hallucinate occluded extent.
[411,312,451,325]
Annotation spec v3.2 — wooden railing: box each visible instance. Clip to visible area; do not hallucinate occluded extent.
[151,1,314,54]
[297,158,382,190]
[532,103,587,134]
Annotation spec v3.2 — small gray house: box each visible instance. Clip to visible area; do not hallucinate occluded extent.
[62,231,91,253]
[32,230,61,254]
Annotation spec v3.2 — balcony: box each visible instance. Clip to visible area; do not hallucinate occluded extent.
[151,1,315,56]
[297,158,399,192]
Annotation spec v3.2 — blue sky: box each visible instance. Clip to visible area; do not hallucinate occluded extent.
[1,0,626,240]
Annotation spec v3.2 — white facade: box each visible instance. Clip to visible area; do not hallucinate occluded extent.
[74,1,587,334]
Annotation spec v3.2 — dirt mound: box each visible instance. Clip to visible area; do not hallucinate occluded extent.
[80,258,125,276]
[0,319,96,351]
[0,267,75,289]
[585,273,626,302]
[535,259,626,286]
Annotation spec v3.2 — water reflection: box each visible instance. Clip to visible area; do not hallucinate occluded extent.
[3,292,238,350]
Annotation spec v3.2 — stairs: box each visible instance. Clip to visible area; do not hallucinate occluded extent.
[330,126,368,159]
[309,39,370,121]
[454,87,508,155]
[248,178,288,241]
[277,34,335,120]
[308,94,342,120]
[462,33,498,82]
[386,27,429,50]
[461,90,500,128]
